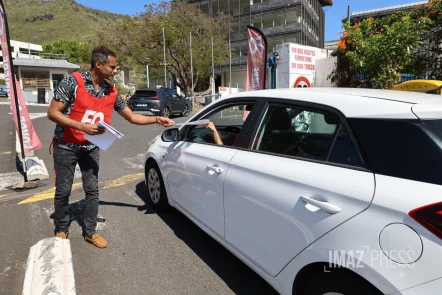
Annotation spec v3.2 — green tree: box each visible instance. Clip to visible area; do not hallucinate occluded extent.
[100,1,231,94]
[42,39,92,66]
[330,12,430,89]
[407,0,442,80]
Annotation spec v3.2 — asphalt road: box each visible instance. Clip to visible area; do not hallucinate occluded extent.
[0,104,278,295]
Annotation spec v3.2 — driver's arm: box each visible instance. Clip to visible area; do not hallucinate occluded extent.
[203,122,223,145]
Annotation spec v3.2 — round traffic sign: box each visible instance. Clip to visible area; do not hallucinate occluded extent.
[294,76,311,88]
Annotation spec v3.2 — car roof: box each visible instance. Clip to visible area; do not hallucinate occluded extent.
[136,88,174,92]
[220,88,442,119]
[135,88,160,92]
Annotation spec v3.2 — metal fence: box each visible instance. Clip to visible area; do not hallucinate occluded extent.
[356,73,423,88]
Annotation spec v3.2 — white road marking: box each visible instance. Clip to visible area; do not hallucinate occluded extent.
[8,112,47,120]
[122,153,145,169]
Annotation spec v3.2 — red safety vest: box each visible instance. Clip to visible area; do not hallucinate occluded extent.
[61,72,117,145]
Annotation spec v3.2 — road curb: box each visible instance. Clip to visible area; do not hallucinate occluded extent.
[22,237,76,295]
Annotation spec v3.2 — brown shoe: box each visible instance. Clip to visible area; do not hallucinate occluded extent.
[55,232,68,239]
[84,233,108,248]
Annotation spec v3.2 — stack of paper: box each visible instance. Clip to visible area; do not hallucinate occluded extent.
[84,121,124,151]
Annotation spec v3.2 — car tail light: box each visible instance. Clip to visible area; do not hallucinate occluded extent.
[149,97,161,101]
[409,202,442,240]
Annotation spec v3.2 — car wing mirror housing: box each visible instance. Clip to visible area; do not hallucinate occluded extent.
[162,128,181,142]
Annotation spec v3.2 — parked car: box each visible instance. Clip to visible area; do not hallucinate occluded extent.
[126,87,189,118]
[144,88,442,295]
[0,85,8,97]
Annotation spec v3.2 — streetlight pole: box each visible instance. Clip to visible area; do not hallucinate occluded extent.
[145,58,150,88]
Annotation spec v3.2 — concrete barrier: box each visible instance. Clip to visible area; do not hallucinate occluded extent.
[22,237,76,295]
[15,131,49,181]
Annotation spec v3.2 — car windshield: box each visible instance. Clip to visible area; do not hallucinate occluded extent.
[132,91,157,99]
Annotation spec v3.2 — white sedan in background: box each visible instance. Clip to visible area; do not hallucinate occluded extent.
[144,88,442,295]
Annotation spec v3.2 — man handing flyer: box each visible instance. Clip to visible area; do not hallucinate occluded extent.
[47,46,175,248]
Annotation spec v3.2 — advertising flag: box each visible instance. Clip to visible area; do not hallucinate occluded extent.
[0,0,42,154]
[246,25,267,91]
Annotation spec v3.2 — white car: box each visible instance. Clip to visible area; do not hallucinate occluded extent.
[144,88,442,295]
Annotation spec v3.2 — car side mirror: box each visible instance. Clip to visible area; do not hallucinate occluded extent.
[161,128,180,142]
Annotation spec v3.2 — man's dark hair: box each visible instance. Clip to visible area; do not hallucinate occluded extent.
[91,46,116,69]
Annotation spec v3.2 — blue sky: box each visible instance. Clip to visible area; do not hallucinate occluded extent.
[75,0,426,41]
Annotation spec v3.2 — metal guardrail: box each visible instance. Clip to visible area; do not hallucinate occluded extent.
[38,53,67,60]
[17,51,67,60]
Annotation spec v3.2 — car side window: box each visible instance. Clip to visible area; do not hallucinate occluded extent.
[251,104,363,167]
[328,124,364,167]
[184,103,252,146]
[162,89,171,97]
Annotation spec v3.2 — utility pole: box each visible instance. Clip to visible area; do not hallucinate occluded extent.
[163,27,167,88]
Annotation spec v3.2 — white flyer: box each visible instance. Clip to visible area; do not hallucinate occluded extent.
[175,119,210,126]
[84,121,124,151]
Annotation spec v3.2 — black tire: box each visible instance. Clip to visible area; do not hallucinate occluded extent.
[302,270,382,295]
[145,161,169,210]
[161,107,170,118]
[181,106,189,117]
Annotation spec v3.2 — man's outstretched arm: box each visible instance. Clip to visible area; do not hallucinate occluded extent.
[117,107,175,127]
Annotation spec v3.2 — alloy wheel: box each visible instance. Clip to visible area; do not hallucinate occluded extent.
[147,168,161,204]
[182,106,189,117]
[162,107,170,118]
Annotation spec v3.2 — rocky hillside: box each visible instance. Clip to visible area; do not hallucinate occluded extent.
[3,0,126,44]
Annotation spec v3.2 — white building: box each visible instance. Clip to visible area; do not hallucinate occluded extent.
[0,40,80,103]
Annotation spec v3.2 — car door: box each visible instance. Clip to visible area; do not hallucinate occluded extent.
[168,90,180,112]
[165,100,256,237]
[223,100,375,277]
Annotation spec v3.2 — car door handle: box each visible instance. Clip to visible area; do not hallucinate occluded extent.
[206,164,223,174]
[300,196,341,214]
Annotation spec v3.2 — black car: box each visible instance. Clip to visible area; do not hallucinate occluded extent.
[127,88,189,118]
[0,85,8,97]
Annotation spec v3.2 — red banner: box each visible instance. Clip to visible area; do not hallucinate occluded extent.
[246,26,267,91]
[0,1,42,153]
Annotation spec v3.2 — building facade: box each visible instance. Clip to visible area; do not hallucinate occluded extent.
[0,40,79,103]
[183,0,332,74]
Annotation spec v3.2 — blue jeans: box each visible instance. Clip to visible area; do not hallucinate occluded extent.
[53,144,100,237]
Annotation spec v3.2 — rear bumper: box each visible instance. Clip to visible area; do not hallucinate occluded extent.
[393,277,442,295]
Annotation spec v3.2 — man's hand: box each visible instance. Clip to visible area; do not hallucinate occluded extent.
[81,123,105,135]
[156,116,175,127]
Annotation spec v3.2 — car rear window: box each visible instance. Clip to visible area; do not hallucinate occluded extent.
[349,118,442,185]
[132,91,157,99]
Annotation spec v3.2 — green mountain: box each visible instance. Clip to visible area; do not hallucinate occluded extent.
[4,0,127,45]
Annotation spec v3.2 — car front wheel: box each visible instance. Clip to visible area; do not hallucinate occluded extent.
[145,161,169,210]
